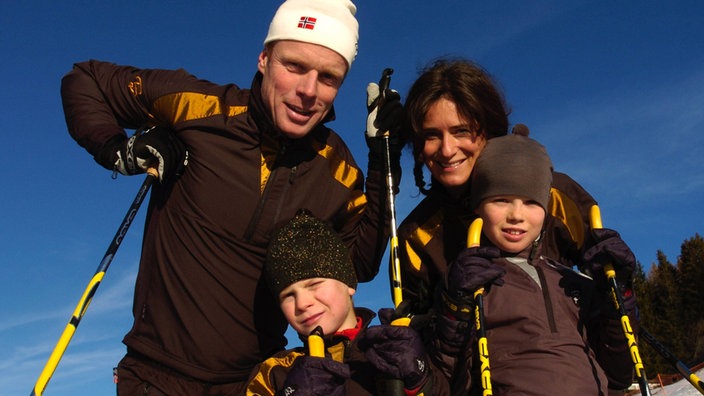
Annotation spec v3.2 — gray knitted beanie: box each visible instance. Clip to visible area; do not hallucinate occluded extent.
[470,134,553,211]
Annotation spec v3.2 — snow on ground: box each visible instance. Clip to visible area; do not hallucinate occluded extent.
[646,366,704,396]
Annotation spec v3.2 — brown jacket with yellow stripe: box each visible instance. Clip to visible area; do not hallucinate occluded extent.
[61,61,389,383]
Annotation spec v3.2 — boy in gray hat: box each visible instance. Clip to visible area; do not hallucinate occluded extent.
[248,211,449,395]
[433,134,637,395]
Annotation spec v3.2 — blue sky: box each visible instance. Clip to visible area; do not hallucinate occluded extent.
[2,1,703,395]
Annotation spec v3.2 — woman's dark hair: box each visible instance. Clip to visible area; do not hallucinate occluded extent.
[403,58,510,195]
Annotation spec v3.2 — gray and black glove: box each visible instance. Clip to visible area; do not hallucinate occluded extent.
[278,356,350,396]
[94,126,188,183]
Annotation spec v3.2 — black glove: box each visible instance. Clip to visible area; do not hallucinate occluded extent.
[441,246,504,321]
[365,82,404,174]
[358,324,431,391]
[446,246,504,297]
[278,356,350,396]
[94,126,188,183]
[583,228,636,284]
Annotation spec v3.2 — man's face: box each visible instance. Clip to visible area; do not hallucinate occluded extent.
[258,40,348,139]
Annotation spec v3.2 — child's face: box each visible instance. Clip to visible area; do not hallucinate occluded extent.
[476,195,545,253]
[279,277,357,337]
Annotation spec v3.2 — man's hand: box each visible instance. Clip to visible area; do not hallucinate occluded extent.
[364,82,404,182]
[95,126,188,183]
[366,82,403,138]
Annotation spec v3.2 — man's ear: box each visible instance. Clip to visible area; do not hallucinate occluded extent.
[348,287,356,297]
[257,49,268,74]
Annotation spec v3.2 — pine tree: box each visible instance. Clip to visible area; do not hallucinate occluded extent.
[637,234,704,377]
[675,234,704,364]
[639,251,680,374]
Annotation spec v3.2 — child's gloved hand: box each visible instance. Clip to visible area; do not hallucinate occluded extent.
[446,246,504,297]
[583,228,636,284]
[358,324,431,392]
[439,246,504,321]
[278,356,350,396]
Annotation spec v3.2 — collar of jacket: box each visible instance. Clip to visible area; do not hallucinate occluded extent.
[298,307,376,346]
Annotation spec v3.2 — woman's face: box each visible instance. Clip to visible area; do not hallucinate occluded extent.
[420,98,487,198]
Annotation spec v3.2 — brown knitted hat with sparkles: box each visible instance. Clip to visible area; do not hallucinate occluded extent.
[470,134,553,211]
[265,211,357,297]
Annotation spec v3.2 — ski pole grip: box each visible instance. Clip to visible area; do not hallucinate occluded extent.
[146,167,159,179]
[467,218,483,248]
[308,326,325,358]
[467,218,486,298]
[589,205,603,229]
[376,68,394,138]
[378,68,393,97]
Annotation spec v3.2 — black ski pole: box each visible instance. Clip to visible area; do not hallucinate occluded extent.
[590,205,652,396]
[30,168,158,396]
[639,327,704,394]
[467,218,493,395]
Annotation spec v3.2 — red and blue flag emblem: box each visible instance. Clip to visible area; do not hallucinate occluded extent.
[298,16,317,30]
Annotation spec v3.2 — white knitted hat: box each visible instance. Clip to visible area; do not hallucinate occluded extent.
[264,0,359,68]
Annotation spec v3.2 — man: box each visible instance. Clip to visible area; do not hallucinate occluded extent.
[60,0,400,394]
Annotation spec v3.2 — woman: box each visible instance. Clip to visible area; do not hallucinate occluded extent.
[395,58,635,393]
[397,58,595,312]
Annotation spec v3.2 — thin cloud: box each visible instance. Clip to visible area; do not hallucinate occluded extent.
[538,69,704,203]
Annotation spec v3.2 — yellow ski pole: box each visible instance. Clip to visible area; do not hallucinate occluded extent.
[589,205,651,396]
[467,217,492,396]
[30,168,158,396]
